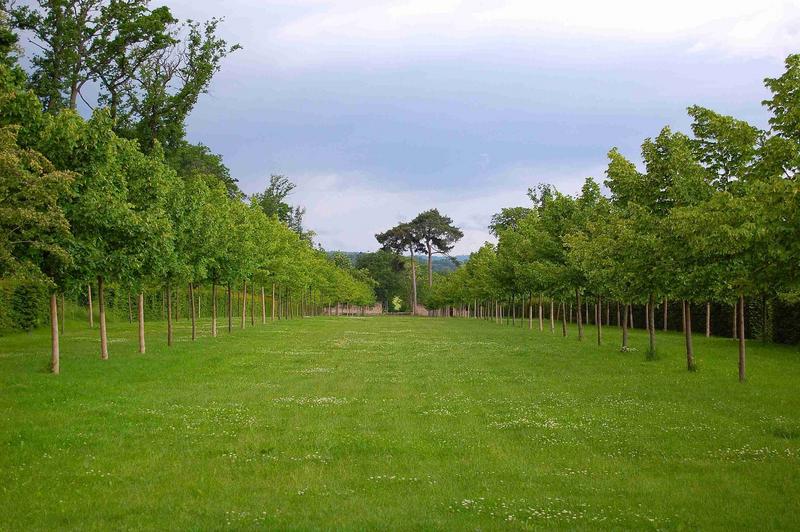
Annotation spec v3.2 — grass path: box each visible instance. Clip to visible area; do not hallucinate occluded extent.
[1,316,800,530]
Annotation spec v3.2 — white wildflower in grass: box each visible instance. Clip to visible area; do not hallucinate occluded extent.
[273,396,350,406]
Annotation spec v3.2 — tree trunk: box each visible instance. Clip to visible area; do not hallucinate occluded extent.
[410,248,418,315]
[684,300,695,371]
[59,293,65,335]
[681,299,685,332]
[622,303,629,351]
[629,305,634,329]
[550,299,554,333]
[227,283,232,333]
[427,243,433,288]
[539,294,544,331]
[528,295,533,330]
[616,302,620,327]
[138,292,146,354]
[732,301,738,339]
[211,283,218,337]
[645,301,650,331]
[738,294,746,382]
[261,286,266,324]
[98,276,108,360]
[648,293,656,357]
[512,294,516,326]
[705,302,711,337]
[663,297,668,332]
[576,289,583,341]
[189,282,196,341]
[166,284,173,347]
[271,283,276,321]
[250,285,255,326]
[240,282,247,329]
[561,301,567,337]
[50,293,59,374]
[87,283,94,328]
[596,295,602,346]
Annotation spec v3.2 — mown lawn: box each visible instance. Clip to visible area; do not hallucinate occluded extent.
[1,315,799,530]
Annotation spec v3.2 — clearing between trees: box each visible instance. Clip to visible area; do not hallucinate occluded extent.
[1,316,799,530]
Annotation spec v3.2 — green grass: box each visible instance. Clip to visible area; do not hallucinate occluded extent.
[1,315,800,530]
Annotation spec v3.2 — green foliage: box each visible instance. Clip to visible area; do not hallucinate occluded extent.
[0,278,48,331]
[0,125,73,282]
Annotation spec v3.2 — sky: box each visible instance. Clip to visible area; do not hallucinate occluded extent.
[156,0,800,254]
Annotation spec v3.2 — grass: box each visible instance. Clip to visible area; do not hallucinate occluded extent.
[1,314,800,530]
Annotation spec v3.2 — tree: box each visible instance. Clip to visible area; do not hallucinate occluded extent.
[8,0,176,113]
[252,174,311,240]
[489,206,532,236]
[166,140,240,198]
[410,208,463,288]
[355,250,407,311]
[0,125,72,373]
[117,17,241,151]
[376,222,423,314]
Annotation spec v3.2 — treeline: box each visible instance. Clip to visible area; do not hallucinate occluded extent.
[0,4,375,373]
[428,53,800,381]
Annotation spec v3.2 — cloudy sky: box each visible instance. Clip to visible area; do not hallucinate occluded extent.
[159,0,799,254]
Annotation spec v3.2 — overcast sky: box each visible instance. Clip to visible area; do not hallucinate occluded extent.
[156,0,799,254]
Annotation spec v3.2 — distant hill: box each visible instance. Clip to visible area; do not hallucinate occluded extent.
[330,251,470,273]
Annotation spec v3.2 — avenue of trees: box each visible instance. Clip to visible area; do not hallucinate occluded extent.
[426,54,800,382]
[0,2,374,373]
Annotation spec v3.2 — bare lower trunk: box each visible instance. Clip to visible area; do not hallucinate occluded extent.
[211,283,218,337]
[189,282,196,341]
[528,295,533,330]
[87,283,94,328]
[410,248,418,315]
[138,293,145,354]
[227,283,232,333]
[681,299,686,332]
[596,295,602,346]
[705,302,711,337]
[538,294,544,331]
[621,303,629,351]
[549,299,554,333]
[647,293,655,357]
[250,286,255,326]
[261,286,266,324]
[166,284,173,347]
[663,297,668,332]
[50,293,59,374]
[427,246,433,288]
[98,276,108,360]
[684,300,695,371]
[561,301,567,337]
[241,281,247,329]
[271,283,276,321]
[616,302,621,326]
[738,294,746,382]
[576,289,583,340]
[59,293,65,334]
